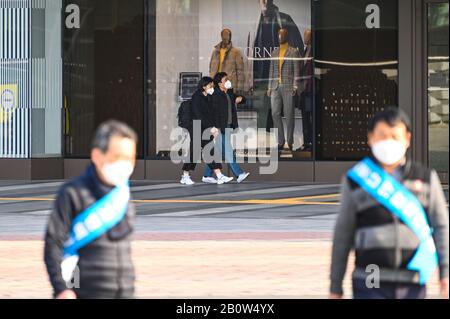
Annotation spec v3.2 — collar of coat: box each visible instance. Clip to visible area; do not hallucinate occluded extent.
[368,153,410,180]
[214,87,232,98]
[86,164,115,198]
[214,41,233,53]
[260,4,280,21]
[273,45,296,57]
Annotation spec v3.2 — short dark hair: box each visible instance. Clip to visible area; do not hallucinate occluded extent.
[91,120,138,153]
[368,107,412,133]
[213,72,228,86]
[197,76,214,91]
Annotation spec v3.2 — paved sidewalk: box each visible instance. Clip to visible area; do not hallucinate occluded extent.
[0,239,440,299]
[0,180,445,299]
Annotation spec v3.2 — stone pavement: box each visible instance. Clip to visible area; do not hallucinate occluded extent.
[0,239,441,299]
[0,180,446,299]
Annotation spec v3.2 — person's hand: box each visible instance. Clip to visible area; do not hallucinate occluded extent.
[235,96,243,104]
[441,278,449,299]
[329,293,343,300]
[267,89,272,97]
[56,290,77,300]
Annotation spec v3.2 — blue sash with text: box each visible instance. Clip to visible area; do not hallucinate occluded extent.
[347,158,438,285]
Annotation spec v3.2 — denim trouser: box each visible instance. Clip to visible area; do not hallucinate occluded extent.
[204,131,243,178]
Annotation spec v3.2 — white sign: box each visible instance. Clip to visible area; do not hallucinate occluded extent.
[0,84,18,124]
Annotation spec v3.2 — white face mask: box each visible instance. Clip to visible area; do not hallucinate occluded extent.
[206,87,215,95]
[101,160,134,186]
[224,80,232,90]
[372,139,407,166]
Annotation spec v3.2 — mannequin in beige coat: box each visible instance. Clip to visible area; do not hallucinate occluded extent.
[209,29,245,94]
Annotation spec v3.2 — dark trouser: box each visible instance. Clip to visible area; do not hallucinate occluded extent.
[301,94,313,148]
[182,129,222,172]
[353,279,427,299]
[76,288,135,299]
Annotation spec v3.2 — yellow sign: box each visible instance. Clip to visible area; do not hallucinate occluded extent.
[0,84,18,124]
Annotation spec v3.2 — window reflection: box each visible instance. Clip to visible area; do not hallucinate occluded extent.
[154,0,313,160]
[315,0,398,160]
[428,2,449,173]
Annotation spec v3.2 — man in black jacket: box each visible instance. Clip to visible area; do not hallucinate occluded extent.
[203,72,250,183]
[44,120,137,299]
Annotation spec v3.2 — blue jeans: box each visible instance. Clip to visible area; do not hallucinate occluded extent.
[204,132,243,178]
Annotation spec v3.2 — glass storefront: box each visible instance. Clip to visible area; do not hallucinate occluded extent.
[13,0,450,176]
[152,0,313,161]
[427,1,449,174]
[149,0,398,162]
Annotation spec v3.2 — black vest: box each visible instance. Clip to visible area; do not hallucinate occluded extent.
[348,158,432,282]
[65,166,135,297]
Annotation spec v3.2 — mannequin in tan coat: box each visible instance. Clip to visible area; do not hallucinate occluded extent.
[209,29,245,94]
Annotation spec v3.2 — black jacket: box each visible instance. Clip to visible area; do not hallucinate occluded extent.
[44,165,135,298]
[212,89,246,131]
[191,89,216,133]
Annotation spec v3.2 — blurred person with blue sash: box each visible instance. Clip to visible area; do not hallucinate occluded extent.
[44,120,137,299]
[330,108,449,299]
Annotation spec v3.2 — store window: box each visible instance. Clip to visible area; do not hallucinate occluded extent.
[315,0,399,161]
[2,0,400,162]
[63,0,145,158]
[151,0,399,162]
[152,0,313,161]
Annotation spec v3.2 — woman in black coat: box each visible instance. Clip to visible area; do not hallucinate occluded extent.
[180,77,233,185]
[203,72,250,184]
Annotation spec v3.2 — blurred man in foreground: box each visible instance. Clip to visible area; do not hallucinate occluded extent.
[44,120,137,299]
[330,108,449,299]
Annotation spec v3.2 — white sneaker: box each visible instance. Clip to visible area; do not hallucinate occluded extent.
[202,177,218,184]
[217,175,233,185]
[237,172,250,183]
[180,175,195,186]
